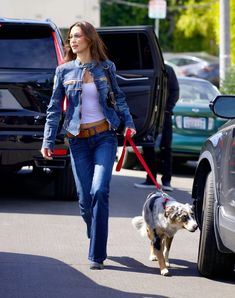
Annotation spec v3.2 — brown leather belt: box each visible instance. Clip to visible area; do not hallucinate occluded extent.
[67,121,109,138]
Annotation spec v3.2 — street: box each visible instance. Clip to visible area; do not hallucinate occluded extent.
[0,162,234,298]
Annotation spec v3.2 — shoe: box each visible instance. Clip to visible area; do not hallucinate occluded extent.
[162,182,173,192]
[134,181,156,189]
[90,261,104,270]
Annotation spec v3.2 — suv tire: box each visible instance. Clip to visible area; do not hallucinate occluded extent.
[197,171,234,277]
[117,148,138,169]
[53,163,76,201]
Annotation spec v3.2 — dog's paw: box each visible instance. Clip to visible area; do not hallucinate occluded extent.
[160,268,171,276]
[165,261,170,268]
[149,254,158,261]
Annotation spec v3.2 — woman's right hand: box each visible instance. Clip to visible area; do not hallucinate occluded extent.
[41,148,54,160]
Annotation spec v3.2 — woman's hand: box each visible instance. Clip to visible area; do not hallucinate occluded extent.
[124,127,136,138]
[40,148,54,160]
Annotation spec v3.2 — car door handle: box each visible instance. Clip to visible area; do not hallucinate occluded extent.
[116,74,149,81]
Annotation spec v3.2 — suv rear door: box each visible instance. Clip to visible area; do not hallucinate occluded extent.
[0,22,62,136]
[98,26,167,144]
[0,20,66,166]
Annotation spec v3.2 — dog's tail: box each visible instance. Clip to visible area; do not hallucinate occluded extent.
[132,216,147,237]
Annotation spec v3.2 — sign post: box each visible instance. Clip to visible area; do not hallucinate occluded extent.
[148,0,167,37]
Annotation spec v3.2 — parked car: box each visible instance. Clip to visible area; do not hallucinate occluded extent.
[0,19,167,199]
[119,76,225,169]
[164,52,220,87]
[192,95,235,278]
[171,77,226,164]
[164,60,181,76]
[0,18,75,199]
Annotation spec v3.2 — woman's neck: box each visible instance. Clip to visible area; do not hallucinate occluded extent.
[77,53,92,65]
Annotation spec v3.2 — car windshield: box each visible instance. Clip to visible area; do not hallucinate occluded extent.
[178,80,220,103]
[0,24,57,69]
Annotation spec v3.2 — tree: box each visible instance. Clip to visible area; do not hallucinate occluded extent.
[175,0,218,54]
[100,0,153,26]
[220,66,235,94]
[100,0,234,62]
[100,0,187,51]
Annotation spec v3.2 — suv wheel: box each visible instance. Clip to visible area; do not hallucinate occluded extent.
[197,171,234,277]
[117,148,138,169]
[53,163,77,201]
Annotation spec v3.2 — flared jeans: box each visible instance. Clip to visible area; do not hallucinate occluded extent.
[69,130,118,263]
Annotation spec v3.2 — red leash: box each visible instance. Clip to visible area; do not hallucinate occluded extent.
[116,129,162,190]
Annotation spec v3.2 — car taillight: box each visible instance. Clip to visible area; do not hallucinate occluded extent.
[202,66,213,72]
[52,31,64,65]
[53,149,68,156]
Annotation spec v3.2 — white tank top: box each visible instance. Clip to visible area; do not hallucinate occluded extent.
[80,82,105,124]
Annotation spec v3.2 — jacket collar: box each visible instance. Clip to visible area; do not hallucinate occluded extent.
[75,59,97,70]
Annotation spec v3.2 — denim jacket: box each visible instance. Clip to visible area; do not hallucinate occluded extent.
[42,59,135,149]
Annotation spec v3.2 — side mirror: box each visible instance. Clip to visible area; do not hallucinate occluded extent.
[209,95,235,119]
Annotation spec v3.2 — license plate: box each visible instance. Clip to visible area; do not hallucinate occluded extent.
[183,117,206,130]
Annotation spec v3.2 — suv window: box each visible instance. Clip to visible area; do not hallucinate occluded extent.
[0,25,57,69]
[100,32,153,70]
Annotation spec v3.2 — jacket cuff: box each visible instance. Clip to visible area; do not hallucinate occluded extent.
[41,139,54,150]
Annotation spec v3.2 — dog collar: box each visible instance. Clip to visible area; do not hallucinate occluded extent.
[162,197,169,209]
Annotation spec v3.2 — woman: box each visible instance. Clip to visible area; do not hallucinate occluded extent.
[41,21,136,269]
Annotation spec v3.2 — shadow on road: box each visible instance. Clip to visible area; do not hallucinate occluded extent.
[0,164,194,218]
[107,256,235,282]
[172,161,197,178]
[134,160,197,178]
[0,169,55,199]
[108,256,199,277]
[0,252,167,298]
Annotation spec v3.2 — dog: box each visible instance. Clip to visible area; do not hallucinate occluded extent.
[132,191,197,276]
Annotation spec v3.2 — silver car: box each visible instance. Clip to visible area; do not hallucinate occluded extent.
[192,95,235,278]
[164,52,219,87]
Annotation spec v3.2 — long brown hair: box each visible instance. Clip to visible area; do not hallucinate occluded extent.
[64,21,108,63]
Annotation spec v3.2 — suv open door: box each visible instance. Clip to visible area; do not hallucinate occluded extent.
[98,26,167,144]
[0,21,166,200]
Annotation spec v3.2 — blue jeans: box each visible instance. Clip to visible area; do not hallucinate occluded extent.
[68,130,118,263]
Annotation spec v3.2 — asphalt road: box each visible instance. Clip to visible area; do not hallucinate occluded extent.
[0,162,234,298]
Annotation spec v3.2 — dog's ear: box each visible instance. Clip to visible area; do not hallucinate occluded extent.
[185,203,195,214]
[164,206,178,219]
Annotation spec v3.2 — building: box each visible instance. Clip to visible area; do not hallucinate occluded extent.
[1,0,100,29]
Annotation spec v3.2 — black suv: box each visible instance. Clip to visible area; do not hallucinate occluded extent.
[0,19,166,200]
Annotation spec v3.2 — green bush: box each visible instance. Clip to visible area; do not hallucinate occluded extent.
[220,66,235,95]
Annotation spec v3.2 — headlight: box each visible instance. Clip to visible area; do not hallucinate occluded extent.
[208,118,214,130]
[175,116,182,128]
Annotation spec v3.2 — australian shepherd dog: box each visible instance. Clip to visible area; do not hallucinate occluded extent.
[132,191,197,276]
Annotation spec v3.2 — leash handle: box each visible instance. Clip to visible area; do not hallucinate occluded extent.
[115,132,128,172]
[116,129,162,190]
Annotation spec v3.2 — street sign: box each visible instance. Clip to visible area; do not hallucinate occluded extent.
[148,0,167,19]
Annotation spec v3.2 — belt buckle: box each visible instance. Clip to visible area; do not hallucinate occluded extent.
[88,126,96,137]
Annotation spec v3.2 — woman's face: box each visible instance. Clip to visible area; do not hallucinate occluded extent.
[69,26,90,56]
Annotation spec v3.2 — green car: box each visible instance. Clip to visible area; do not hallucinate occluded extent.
[172,76,226,163]
[118,76,227,169]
